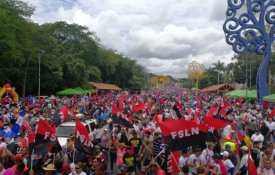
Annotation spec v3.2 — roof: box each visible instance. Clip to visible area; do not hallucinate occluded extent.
[90,82,122,91]
[204,84,235,92]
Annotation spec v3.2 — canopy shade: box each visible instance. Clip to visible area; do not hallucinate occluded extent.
[263,93,275,102]
[56,88,83,96]
[56,87,95,96]
[225,89,257,99]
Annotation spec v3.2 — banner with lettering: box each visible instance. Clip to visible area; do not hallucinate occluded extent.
[34,119,62,153]
[75,120,94,154]
[158,119,207,151]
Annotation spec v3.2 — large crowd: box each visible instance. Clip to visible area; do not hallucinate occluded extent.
[0,86,274,175]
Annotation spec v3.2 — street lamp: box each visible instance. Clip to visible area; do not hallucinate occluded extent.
[38,50,44,97]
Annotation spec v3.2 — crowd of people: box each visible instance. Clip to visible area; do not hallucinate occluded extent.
[0,86,274,175]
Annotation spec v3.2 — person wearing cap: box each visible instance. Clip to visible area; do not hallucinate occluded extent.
[201,142,214,164]
[221,151,235,175]
[237,146,250,175]
[251,129,264,148]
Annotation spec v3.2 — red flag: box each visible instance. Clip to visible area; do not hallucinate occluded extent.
[237,131,243,141]
[196,96,204,111]
[203,117,227,130]
[235,141,240,156]
[206,106,216,118]
[238,97,244,107]
[118,96,124,111]
[133,103,146,112]
[248,148,258,175]
[28,132,36,144]
[111,103,121,114]
[193,112,200,124]
[153,114,163,123]
[60,106,69,122]
[267,108,275,118]
[167,151,180,175]
[22,121,31,131]
[75,120,93,153]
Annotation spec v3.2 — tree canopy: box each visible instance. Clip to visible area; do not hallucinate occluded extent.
[0,0,147,96]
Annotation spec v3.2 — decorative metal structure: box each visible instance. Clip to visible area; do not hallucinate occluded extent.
[223,0,275,103]
[188,61,207,95]
[150,75,170,88]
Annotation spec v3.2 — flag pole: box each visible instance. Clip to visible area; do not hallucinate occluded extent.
[153,148,165,161]
[72,148,75,163]
[30,149,34,171]
[53,153,56,164]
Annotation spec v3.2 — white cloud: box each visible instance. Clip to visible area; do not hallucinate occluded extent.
[23,0,234,78]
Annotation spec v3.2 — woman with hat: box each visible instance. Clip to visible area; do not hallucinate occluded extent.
[42,163,56,175]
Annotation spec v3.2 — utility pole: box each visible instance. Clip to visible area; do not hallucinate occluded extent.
[245,54,248,97]
[250,59,252,88]
[38,50,44,97]
[38,53,41,97]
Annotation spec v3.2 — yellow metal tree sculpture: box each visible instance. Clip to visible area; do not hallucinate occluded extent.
[188,61,207,95]
[150,75,170,88]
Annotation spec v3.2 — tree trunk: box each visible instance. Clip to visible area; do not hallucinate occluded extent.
[195,79,199,95]
[22,55,30,98]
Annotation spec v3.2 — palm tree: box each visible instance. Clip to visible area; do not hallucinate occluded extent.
[213,61,225,84]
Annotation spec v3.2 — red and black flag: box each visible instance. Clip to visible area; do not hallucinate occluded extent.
[172,102,183,118]
[53,106,69,126]
[7,138,28,155]
[75,120,94,154]
[34,119,62,153]
[158,119,207,152]
[111,114,134,128]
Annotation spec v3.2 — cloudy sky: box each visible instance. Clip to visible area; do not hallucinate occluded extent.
[22,0,234,78]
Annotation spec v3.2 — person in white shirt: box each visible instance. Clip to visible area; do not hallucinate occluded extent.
[221,151,235,175]
[210,154,223,175]
[188,147,206,175]
[201,142,214,164]
[179,149,190,173]
[238,146,251,175]
[251,129,264,148]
